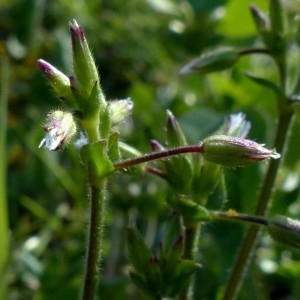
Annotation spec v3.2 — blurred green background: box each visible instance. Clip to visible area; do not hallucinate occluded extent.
[1,0,300,299]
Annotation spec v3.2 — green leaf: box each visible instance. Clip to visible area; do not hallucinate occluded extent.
[167,260,201,297]
[127,227,152,274]
[129,271,148,292]
[80,140,114,186]
[169,195,212,225]
[244,72,283,96]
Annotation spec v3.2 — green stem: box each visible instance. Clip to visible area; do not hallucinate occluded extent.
[113,145,203,170]
[238,48,270,56]
[211,211,268,226]
[222,34,292,299]
[0,58,9,300]
[81,181,107,300]
[178,223,201,300]
[222,110,295,300]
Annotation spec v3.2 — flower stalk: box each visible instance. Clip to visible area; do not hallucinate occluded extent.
[222,1,295,298]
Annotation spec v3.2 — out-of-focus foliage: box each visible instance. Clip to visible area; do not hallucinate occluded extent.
[2,0,300,299]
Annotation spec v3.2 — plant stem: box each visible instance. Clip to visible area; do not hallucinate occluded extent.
[113,145,203,170]
[178,223,201,300]
[81,180,107,300]
[222,110,295,300]
[211,210,268,226]
[0,58,9,300]
[238,48,270,56]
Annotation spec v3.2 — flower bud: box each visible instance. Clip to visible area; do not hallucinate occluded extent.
[150,140,165,152]
[268,215,300,249]
[202,135,280,167]
[37,59,76,107]
[127,227,152,274]
[250,5,272,47]
[166,110,187,147]
[69,20,100,97]
[180,48,239,75]
[109,98,133,126]
[39,110,77,151]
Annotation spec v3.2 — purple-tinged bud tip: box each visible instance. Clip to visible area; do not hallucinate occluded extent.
[150,140,165,152]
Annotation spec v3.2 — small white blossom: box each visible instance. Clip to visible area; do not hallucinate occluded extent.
[109,97,133,126]
[39,110,76,151]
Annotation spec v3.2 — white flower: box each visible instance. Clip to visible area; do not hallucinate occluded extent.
[39,110,76,151]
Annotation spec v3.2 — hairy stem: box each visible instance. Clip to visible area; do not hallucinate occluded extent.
[81,181,107,300]
[113,145,203,170]
[222,110,295,300]
[178,223,201,300]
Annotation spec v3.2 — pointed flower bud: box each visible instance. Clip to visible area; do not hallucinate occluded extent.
[202,135,280,167]
[150,139,166,152]
[166,110,187,147]
[250,5,272,46]
[39,110,77,151]
[37,59,75,107]
[127,227,152,274]
[268,215,300,249]
[180,48,239,75]
[69,20,102,100]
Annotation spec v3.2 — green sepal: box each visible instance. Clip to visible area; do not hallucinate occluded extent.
[107,131,120,163]
[80,140,114,186]
[244,72,283,97]
[166,110,187,147]
[168,195,212,226]
[160,110,193,192]
[99,103,111,139]
[167,260,201,297]
[129,271,148,293]
[163,154,193,193]
[163,214,183,255]
[160,236,184,290]
[118,142,144,174]
[146,257,162,296]
[127,227,152,274]
[79,81,101,124]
